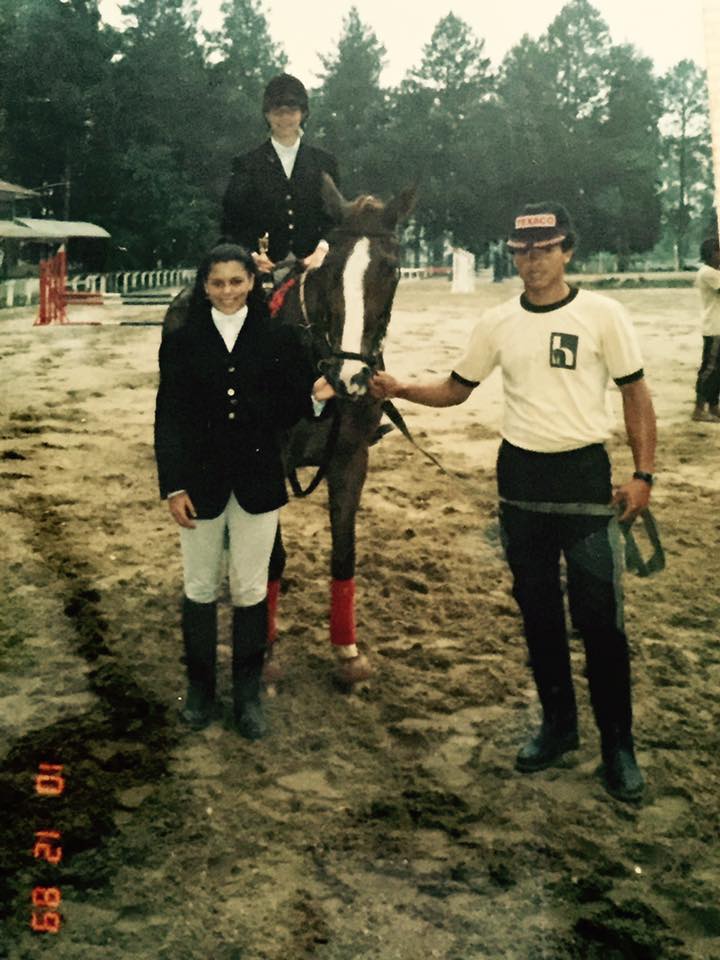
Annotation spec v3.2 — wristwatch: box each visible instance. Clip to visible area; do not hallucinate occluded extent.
[632,471,654,486]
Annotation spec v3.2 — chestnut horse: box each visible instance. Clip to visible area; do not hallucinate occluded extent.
[268,176,415,684]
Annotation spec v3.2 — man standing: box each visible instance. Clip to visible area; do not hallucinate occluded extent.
[370,202,656,803]
[221,74,339,274]
[692,236,720,422]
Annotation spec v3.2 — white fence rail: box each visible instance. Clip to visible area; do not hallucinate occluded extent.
[399,267,431,280]
[0,267,195,309]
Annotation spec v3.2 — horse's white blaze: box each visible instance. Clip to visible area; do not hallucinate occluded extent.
[340,237,371,394]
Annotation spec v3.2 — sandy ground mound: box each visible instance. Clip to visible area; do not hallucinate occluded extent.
[0,280,718,959]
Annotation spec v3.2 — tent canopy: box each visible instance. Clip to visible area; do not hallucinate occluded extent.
[0,218,110,240]
[0,179,39,201]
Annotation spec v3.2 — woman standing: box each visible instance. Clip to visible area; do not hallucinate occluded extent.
[221,73,339,274]
[154,243,330,739]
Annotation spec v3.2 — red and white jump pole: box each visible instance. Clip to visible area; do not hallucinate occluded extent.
[35,245,67,326]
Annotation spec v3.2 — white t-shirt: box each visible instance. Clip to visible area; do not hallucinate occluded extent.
[695,263,720,336]
[452,288,644,453]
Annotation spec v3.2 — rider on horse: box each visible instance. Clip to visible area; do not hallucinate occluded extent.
[221,73,340,277]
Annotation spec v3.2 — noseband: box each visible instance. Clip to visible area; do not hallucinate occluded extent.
[318,349,382,372]
[296,241,394,387]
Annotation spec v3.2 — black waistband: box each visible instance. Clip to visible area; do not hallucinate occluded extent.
[497,439,612,504]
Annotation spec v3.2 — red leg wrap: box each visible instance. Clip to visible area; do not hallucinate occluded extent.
[330,578,356,647]
[266,579,281,646]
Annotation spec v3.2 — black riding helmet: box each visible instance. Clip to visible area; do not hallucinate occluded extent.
[262,74,309,120]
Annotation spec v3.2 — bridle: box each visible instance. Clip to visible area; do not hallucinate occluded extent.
[295,229,398,386]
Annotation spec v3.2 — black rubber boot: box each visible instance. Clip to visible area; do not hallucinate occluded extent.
[179,597,217,729]
[517,662,579,773]
[232,600,268,741]
[600,727,644,802]
[516,715,579,772]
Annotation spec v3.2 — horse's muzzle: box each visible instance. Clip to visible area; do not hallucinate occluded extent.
[318,351,378,400]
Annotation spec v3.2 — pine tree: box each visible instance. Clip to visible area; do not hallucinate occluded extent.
[313,6,388,195]
[205,0,287,167]
[390,13,499,253]
[0,0,111,210]
[660,59,714,265]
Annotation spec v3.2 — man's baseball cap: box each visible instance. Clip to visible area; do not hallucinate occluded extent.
[263,74,309,114]
[507,201,575,251]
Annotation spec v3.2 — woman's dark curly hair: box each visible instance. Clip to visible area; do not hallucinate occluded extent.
[189,243,267,315]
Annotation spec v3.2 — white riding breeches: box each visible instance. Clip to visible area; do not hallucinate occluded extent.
[179,493,279,607]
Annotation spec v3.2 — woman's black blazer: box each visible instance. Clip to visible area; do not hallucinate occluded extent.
[154,299,315,518]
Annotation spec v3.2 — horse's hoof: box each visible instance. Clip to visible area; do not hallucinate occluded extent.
[334,652,373,687]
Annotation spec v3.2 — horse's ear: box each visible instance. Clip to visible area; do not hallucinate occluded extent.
[321,174,350,223]
[382,185,417,230]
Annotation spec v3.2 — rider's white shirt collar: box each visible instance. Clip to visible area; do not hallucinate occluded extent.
[211,304,248,352]
[271,129,303,179]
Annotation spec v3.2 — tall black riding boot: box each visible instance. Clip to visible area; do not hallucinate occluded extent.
[516,662,579,772]
[515,699,579,772]
[601,725,644,802]
[179,597,217,729]
[232,600,268,741]
[581,627,643,801]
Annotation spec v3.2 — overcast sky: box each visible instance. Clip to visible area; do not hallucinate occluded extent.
[99,0,708,83]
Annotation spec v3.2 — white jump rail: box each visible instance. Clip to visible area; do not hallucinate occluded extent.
[1,267,196,308]
[400,267,430,280]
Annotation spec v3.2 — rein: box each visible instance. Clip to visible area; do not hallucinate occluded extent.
[297,268,384,377]
[287,404,342,498]
[377,399,664,578]
[499,497,665,579]
[273,229,396,497]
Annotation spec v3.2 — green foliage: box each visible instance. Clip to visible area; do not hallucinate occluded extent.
[114,144,216,265]
[0,0,112,206]
[659,59,714,264]
[498,2,663,260]
[0,0,711,270]
[408,11,492,101]
[388,14,500,254]
[594,45,663,260]
[205,0,288,184]
[312,6,388,195]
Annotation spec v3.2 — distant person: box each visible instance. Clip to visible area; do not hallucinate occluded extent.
[221,73,339,275]
[369,202,657,803]
[692,236,720,423]
[154,243,332,740]
[492,243,505,283]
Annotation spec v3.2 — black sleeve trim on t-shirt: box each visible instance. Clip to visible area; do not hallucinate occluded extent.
[613,369,644,387]
[520,286,579,313]
[451,370,480,388]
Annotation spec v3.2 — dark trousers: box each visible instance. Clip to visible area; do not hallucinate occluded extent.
[497,441,633,738]
[695,335,720,406]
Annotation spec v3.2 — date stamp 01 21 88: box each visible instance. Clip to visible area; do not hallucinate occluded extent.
[30,762,65,934]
